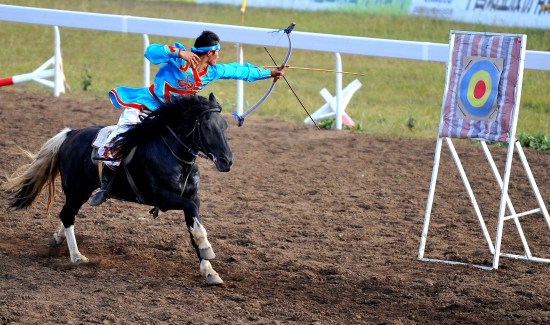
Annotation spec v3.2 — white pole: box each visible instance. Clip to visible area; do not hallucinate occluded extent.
[9,67,54,85]
[492,34,528,270]
[514,141,550,228]
[446,138,495,254]
[236,45,244,115]
[419,32,456,259]
[335,52,343,130]
[492,139,516,269]
[143,34,150,87]
[418,137,443,258]
[236,1,246,115]
[480,141,532,258]
[53,26,62,97]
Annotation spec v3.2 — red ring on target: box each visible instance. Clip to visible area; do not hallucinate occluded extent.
[459,60,500,118]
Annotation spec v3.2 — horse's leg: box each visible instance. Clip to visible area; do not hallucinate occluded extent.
[53,127,99,264]
[189,216,216,260]
[155,191,222,285]
[176,192,222,285]
[57,174,94,264]
[59,202,89,264]
[49,222,66,247]
[183,181,215,260]
[185,214,223,285]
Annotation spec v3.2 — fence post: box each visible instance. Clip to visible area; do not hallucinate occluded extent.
[335,52,343,130]
[236,44,244,115]
[143,34,150,87]
[53,26,63,96]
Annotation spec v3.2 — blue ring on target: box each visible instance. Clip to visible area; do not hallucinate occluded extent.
[459,60,499,117]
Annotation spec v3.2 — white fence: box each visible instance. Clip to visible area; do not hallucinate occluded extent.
[1,4,549,128]
[2,4,549,69]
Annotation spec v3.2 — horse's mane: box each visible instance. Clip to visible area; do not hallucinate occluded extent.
[110,95,210,159]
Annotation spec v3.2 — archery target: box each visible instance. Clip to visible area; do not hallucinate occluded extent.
[456,56,503,122]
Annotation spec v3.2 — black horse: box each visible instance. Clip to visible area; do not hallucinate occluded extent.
[5,93,232,285]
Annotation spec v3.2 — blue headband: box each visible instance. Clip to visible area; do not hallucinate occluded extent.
[191,43,221,53]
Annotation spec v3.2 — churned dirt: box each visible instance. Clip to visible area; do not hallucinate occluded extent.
[0,88,549,324]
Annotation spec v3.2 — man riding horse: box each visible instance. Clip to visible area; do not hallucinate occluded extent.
[91,30,285,205]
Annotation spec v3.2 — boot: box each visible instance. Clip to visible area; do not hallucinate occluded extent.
[89,166,115,206]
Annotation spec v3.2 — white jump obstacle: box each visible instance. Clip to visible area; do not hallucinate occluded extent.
[418,31,550,270]
[305,79,361,128]
[304,54,361,129]
[0,26,68,96]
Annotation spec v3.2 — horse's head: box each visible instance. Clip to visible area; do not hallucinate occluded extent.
[195,93,233,172]
[111,94,233,172]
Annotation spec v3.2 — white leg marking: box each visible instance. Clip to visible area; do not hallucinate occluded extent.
[189,217,212,250]
[64,225,89,264]
[51,222,66,246]
[190,217,215,259]
[200,260,223,285]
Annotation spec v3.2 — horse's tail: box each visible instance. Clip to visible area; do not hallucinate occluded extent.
[4,128,72,211]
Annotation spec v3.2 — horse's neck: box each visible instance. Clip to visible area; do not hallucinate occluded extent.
[157,129,198,166]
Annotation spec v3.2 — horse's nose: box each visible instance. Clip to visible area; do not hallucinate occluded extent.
[216,156,232,172]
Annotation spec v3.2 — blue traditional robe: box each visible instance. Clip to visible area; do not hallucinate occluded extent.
[109,42,271,111]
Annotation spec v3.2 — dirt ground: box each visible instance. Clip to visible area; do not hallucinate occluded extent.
[0,88,548,324]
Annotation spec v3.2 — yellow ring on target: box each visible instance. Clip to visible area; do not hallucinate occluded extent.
[466,70,492,108]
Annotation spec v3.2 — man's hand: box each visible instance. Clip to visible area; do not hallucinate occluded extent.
[179,50,200,67]
[270,69,285,81]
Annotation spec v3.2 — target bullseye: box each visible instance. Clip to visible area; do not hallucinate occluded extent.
[457,57,503,121]
[473,80,485,99]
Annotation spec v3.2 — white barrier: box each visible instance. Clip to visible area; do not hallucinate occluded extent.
[0,26,67,96]
[305,79,362,129]
[0,4,549,128]
[2,4,549,69]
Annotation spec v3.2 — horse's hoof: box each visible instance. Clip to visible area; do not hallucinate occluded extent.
[49,236,63,248]
[200,260,222,285]
[206,273,224,286]
[72,255,90,264]
[200,247,216,260]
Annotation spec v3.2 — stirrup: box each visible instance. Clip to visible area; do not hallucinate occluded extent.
[89,189,109,206]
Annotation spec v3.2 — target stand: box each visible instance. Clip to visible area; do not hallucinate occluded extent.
[418,31,550,270]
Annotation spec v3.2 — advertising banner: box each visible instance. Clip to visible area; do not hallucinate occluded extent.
[197,0,411,14]
[200,1,550,29]
[409,0,550,30]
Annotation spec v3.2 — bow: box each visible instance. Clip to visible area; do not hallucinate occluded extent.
[233,22,296,127]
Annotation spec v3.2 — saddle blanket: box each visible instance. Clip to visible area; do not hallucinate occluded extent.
[92,125,116,148]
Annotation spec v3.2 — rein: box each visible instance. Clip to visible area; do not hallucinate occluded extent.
[123,123,199,210]
[163,125,205,162]
[160,107,221,198]
[115,100,224,217]
[161,107,222,165]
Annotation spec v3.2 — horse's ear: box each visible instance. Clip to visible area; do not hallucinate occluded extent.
[209,93,221,111]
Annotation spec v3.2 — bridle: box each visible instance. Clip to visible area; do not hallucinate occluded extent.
[123,106,224,211]
[161,107,222,165]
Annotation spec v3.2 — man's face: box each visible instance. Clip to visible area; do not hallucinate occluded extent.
[207,50,219,65]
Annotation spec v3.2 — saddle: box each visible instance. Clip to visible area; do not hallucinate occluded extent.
[91,126,136,165]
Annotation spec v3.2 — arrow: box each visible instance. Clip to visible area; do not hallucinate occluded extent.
[262,65,365,76]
